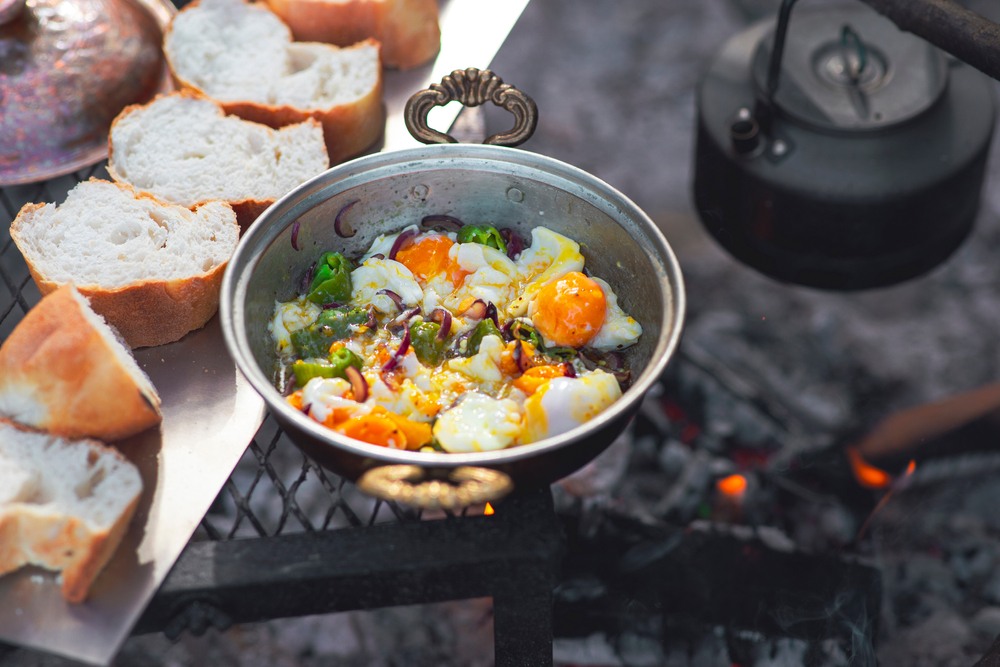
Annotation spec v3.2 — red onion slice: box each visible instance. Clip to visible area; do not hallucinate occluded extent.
[344,365,368,402]
[485,302,499,327]
[512,340,533,373]
[388,228,419,260]
[387,306,421,331]
[560,362,577,378]
[375,288,404,311]
[421,214,464,233]
[291,220,302,250]
[462,299,488,320]
[335,199,360,238]
[382,327,411,372]
[500,228,526,259]
[430,307,453,340]
[298,261,316,294]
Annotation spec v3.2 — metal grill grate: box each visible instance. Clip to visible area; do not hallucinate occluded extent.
[0,164,418,540]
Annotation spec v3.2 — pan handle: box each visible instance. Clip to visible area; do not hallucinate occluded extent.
[356,465,514,510]
[404,68,538,146]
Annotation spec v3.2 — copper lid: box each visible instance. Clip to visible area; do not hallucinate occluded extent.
[0,0,174,185]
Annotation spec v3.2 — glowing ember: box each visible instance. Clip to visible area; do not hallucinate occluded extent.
[717,473,748,496]
[483,502,495,516]
[847,446,891,489]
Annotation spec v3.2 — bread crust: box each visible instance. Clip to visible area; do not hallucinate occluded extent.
[264,0,440,70]
[24,268,228,350]
[0,419,142,603]
[164,29,386,165]
[11,187,237,348]
[0,287,162,440]
[218,68,386,166]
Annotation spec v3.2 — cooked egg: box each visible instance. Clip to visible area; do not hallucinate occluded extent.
[528,271,607,348]
[270,298,321,353]
[350,257,424,314]
[588,277,642,351]
[445,333,506,385]
[301,376,368,424]
[508,227,586,317]
[433,392,523,452]
[360,225,419,261]
[521,370,622,444]
[395,233,465,284]
[444,242,519,312]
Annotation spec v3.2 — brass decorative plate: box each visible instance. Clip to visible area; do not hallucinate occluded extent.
[0,0,174,185]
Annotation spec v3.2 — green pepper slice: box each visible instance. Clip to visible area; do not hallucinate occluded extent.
[307,252,353,304]
[291,348,364,387]
[410,321,446,366]
[456,225,507,254]
[290,306,370,358]
[508,319,543,348]
[466,318,502,356]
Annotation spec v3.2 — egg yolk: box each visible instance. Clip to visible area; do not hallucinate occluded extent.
[532,271,606,348]
[395,235,468,286]
[512,364,568,395]
[338,412,407,449]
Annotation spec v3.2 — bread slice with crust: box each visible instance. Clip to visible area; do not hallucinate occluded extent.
[107,91,330,229]
[0,419,142,603]
[0,285,162,441]
[263,0,440,70]
[11,179,239,348]
[164,0,385,164]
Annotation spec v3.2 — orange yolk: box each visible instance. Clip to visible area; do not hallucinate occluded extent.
[395,235,468,286]
[338,412,407,449]
[532,271,606,348]
[335,407,433,450]
[512,364,568,395]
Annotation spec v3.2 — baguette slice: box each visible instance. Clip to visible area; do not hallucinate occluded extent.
[0,419,142,604]
[11,179,239,348]
[107,91,331,229]
[0,285,162,441]
[264,0,440,70]
[164,0,385,164]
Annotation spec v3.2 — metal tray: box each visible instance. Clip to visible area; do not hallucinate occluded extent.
[0,316,265,665]
[0,0,529,663]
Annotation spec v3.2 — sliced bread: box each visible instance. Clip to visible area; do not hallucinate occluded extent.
[263,0,440,70]
[11,179,240,348]
[164,0,385,164]
[0,419,142,603]
[0,285,162,441]
[107,91,331,229]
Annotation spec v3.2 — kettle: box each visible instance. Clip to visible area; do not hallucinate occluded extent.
[692,0,996,290]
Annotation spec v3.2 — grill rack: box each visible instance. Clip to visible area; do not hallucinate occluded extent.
[0,165,560,666]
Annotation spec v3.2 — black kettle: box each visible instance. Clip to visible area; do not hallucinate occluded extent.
[692,0,996,290]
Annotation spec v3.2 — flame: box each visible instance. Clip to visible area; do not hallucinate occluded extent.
[904,459,916,476]
[483,502,495,516]
[717,473,748,497]
[847,446,891,489]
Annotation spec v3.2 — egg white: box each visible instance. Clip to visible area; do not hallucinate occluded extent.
[520,370,622,444]
[270,298,321,354]
[587,277,643,351]
[350,257,424,314]
[507,227,586,317]
[433,392,523,453]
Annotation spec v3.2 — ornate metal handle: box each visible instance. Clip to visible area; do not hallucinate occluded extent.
[356,465,514,510]
[404,68,538,146]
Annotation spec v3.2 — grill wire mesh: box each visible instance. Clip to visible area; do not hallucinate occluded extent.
[0,163,423,543]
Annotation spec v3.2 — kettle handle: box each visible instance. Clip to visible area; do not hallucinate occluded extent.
[356,464,514,510]
[404,68,538,147]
